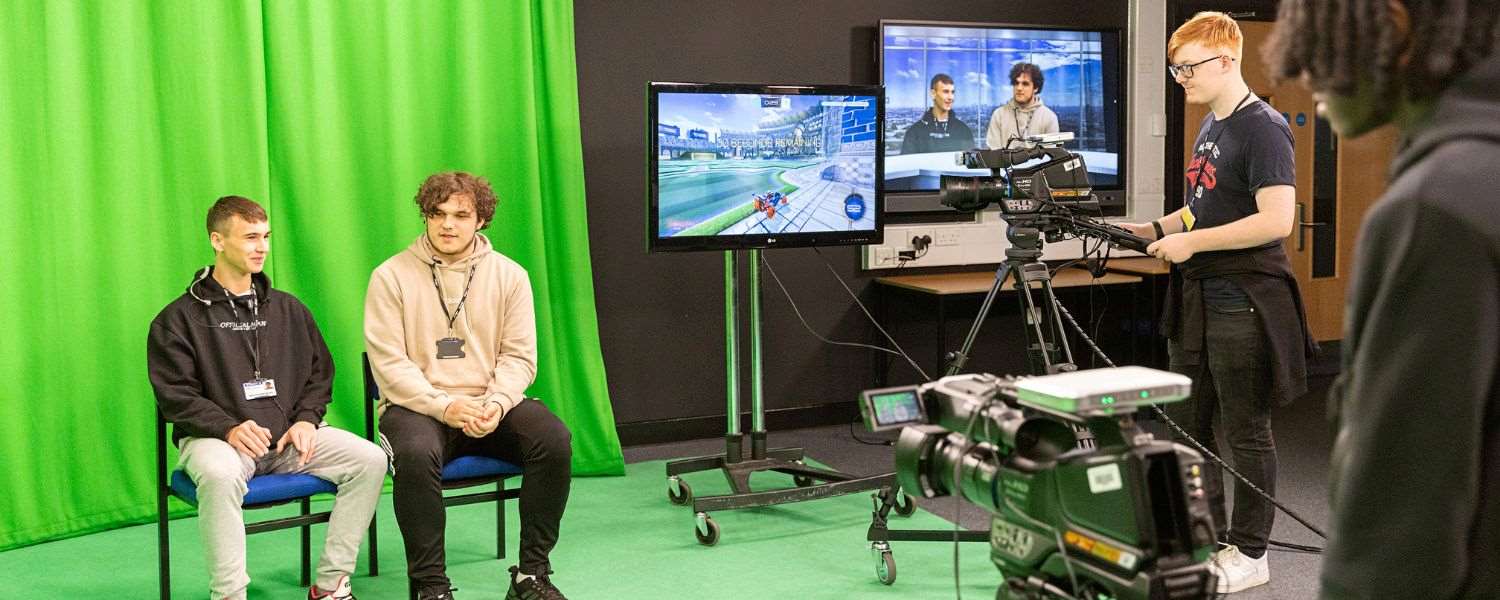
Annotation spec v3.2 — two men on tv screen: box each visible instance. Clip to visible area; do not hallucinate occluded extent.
[899,64,1060,155]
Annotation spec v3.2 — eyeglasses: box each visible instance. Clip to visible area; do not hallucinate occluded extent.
[1167,56,1231,79]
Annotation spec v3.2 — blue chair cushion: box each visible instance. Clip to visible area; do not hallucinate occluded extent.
[170,469,338,507]
[442,455,522,481]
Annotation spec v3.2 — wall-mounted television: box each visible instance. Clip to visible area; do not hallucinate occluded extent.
[648,82,884,252]
[878,20,1125,215]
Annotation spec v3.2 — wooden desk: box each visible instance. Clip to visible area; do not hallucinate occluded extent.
[877,268,1141,295]
[872,267,1142,384]
[1102,256,1171,276]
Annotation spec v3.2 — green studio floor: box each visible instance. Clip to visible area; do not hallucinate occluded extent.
[0,460,1005,599]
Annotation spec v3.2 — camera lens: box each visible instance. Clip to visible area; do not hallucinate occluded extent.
[939,175,1008,212]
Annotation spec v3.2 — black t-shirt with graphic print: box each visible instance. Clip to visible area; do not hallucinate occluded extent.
[1182,99,1295,241]
[1182,99,1296,307]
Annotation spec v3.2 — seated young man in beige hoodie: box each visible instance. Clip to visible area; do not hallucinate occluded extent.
[364,172,573,600]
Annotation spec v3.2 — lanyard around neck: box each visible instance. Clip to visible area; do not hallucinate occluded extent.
[429,261,478,335]
[223,289,263,379]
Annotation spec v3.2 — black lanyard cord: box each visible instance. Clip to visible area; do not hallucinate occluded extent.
[429,261,478,335]
[1187,90,1257,210]
[1013,104,1035,143]
[1197,90,1256,161]
[224,290,263,380]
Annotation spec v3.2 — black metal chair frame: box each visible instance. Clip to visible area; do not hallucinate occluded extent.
[156,408,380,600]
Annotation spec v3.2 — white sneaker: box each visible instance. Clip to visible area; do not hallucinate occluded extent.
[308,574,355,600]
[1210,544,1269,593]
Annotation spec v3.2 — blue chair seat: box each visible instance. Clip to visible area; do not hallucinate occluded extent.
[442,455,522,482]
[169,469,337,507]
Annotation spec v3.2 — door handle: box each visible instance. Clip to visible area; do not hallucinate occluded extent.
[1296,202,1328,252]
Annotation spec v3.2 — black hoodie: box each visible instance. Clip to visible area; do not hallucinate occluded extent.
[1320,54,1500,599]
[147,267,334,445]
[899,107,977,155]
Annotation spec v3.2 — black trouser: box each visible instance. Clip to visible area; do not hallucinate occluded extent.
[380,399,573,592]
[1166,305,1277,558]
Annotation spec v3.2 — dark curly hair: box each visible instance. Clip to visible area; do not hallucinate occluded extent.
[1009,62,1045,92]
[1265,0,1500,99]
[415,171,497,230]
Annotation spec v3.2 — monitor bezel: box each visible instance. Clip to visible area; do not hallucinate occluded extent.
[647,81,885,253]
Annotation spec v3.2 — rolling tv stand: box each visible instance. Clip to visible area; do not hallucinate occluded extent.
[663,249,896,545]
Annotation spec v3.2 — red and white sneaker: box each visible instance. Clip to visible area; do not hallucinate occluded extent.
[308,574,356,600]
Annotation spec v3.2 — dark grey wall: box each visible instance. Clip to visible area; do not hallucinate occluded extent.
[574,1,1132,432]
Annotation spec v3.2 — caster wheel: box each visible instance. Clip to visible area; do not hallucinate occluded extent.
[893,492,917,517]
[874,546,897,585]
[792,460,815,487]
[667,476,692,505]
[694,513,720,546]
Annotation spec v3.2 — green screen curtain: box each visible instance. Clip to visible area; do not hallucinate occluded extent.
[0,0,622,552]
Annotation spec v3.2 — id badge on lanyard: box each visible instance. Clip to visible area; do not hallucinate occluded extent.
[243,377,277,400]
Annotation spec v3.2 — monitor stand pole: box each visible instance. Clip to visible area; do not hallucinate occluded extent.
[664,249,895,546]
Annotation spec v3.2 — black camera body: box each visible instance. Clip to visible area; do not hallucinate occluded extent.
[936,144,1151,254]
[940,145,1094,214]
[862,369,1219,600]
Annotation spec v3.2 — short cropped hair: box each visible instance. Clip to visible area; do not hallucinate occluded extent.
[1009,63,1046,92]
[1169,11,1244,60]
[929,73,954,90]
[206,195,267,234]
[415,171,497,230]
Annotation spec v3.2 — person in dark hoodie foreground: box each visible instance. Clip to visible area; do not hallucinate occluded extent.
[1266,2,1500,598]
[147,196,385,600]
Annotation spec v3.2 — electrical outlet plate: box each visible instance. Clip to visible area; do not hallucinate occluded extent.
[934,228,962,246]
[907,227,934,249]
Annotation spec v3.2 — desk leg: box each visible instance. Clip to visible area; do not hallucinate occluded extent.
[936,295,947,377]
[1131,279,1142,366]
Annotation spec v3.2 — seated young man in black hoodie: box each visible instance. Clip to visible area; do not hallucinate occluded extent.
[1266,2,1500,598]
[148,196,386,600]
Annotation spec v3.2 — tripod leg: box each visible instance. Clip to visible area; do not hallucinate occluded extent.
[1016,269,1056,373]
[944,262,1014,377]
[1038,278,1077,369]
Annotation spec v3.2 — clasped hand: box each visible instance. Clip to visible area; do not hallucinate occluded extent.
[227,420,317,466]
[443,397,502,438]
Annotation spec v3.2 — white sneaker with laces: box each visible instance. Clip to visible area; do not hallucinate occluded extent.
[1210,544,1269,593]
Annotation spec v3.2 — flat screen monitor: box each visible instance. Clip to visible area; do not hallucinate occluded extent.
[879,20,1125,215]
[648,82,884,252]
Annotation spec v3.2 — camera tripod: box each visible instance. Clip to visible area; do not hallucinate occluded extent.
[866,220,1104,585]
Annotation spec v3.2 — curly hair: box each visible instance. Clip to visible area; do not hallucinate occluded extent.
[1265,0,1500,99]
[1009,62,1046,92]
[414,171,497,229]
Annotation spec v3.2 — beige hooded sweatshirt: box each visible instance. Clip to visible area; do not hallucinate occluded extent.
[364,233,537,421]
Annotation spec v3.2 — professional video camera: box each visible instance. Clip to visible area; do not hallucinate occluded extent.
[860,367,1219,600]
[938,135,1151,254]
